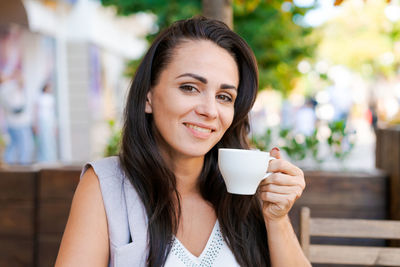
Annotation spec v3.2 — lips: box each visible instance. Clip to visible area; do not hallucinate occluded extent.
[185,123,212,133]
[183,122,215,138]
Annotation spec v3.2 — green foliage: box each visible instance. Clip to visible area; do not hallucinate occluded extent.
[250,128,272,151]
[251,119,355,167]
[305,129,322,164]
[233,1,316,94]
[327,120,355,161]
[0,134,5,150]
[0,134,4,147]
[104,119,121,157]
[279,128,307,161]
[315,0,400,79]
[101,0,317,94]
[123,59,142,77]
[101,0,201,39]
[0,134,5,164]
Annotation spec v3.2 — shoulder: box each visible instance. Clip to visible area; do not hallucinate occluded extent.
[81,157,147,250]
[82,156,123,179]
[80,156,131,191]
[55,166,109,266]
[79,166,102,196]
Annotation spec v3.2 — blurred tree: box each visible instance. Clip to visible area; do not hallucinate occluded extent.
[234,1,316,95]
[104,119,121,157]
[315,0,400,79]
[203,0,233,28]
[101,0,316,94]
[335,0,392,5]
[101,0,201,35]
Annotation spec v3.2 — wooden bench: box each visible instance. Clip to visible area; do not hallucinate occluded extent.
[300,206,400,266]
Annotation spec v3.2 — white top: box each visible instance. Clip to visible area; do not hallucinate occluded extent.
[0,80,30,127]
[36,92,55,122]
[164,221,240,267]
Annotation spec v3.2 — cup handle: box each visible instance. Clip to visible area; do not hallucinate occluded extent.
[263,156,276,179]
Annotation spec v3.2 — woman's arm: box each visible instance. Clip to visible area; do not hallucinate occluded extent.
[257,148,311,267]
[55,167,109,267]
[265,215,310,267]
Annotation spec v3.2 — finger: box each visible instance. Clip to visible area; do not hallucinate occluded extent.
[267,159,304,177]
[259,191,282,203]
[269,147,281,159]
[260,172,305,189]
[258,184,303,200]
[258,191,296,209]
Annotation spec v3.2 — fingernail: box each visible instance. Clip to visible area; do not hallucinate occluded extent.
[272,147,280,152]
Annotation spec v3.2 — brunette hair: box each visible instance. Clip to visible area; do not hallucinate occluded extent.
[120,16,270,266]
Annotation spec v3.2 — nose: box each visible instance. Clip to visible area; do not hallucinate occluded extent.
[195,94,218,119]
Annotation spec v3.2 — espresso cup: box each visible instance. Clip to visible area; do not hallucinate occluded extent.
[218,148,275,195]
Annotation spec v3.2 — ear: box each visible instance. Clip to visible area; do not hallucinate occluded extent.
[145,91,153,114]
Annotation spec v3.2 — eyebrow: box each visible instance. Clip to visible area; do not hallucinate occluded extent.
[176,73,237,91]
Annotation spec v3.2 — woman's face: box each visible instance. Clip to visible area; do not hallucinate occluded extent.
[146,40,239,160]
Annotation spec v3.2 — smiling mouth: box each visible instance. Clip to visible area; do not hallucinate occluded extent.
[184,123,213,133]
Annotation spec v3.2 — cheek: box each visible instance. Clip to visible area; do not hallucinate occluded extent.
[153,96,188,125]
[221,107,235,131]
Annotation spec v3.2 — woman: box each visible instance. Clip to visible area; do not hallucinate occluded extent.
[56,17,310,267]
[34,82,57,162]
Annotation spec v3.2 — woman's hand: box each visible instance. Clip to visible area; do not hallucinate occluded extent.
[257,147,306,222]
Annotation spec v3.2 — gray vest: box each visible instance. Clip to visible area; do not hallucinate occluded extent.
[81,156,149,267]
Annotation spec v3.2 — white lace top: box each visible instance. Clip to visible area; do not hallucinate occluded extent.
[164,221,240,267]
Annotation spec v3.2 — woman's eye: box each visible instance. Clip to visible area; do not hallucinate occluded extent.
[179,85,198,92]
[217,94,233,102]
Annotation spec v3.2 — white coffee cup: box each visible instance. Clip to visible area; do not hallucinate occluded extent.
[218,148,275,195]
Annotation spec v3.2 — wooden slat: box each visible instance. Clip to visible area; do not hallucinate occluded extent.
[0,170,36,200]
[290,171,388,241]
[375,125,400,247]
[310,218,400,239]
[38,201,72,234]
[0,238,33,267]
[393,127,400,246]
[375,128,383,168]
[296,171,387,208]
[310,245,400,266]
[0,201,35,237]
[300,207,310,257]
[37,168,80,267]
[38,234,63,267]
[39,168,80,200]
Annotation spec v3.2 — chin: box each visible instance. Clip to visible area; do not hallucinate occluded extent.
[178,145,214,158]
[184,150,210,158]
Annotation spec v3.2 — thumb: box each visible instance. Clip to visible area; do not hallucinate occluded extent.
[270,147,281,159]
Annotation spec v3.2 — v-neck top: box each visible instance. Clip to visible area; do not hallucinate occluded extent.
[164,221,240,267]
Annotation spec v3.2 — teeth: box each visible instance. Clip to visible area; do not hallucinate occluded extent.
[186,123,212,133]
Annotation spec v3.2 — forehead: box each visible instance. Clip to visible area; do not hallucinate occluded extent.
[165,39,239,85]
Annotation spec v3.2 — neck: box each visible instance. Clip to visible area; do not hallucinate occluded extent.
[162,151,204,197]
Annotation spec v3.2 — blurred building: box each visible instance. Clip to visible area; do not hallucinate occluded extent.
[0,0,153,163]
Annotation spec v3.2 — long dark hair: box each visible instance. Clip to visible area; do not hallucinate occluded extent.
[120,16,270,266]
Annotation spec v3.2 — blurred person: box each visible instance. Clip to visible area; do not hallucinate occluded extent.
[281,99,295,129]
[250,108,268,135]
[367,99,378,130]
[0,71,34,165]
[294,98,316,136]
[56,17,310,267]
[34,82,57,162]
[328,84,352,121]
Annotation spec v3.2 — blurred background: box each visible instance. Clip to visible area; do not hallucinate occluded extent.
[0,0,399,169]
[0,1,400,266]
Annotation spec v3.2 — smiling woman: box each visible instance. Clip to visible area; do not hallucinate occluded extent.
[55,16,310,267]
